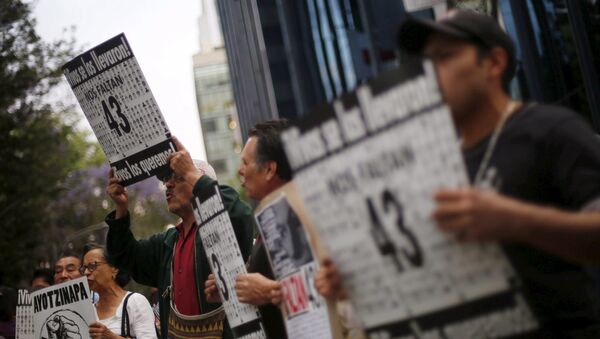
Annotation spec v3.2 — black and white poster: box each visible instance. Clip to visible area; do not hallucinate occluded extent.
[192,182,267,339]
[16,289,34,339]
[31,277,97,339]
[63,33,174,186]
[280,59,538,338]
[255,185,341,339]
[403,0,445,12]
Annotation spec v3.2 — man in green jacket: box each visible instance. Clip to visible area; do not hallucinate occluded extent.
[105,136,254,339]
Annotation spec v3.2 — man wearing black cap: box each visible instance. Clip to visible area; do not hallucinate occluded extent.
[403,9,600,338]
[318,9,600,338]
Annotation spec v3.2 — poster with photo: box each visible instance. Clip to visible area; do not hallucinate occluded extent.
[192,181,267,339]
[63,33,174,186]
[254,183,342,339]
[280,59,538,338]
[31,277,97,339]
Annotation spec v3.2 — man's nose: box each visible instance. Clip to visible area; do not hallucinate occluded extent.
[165,179,175,188]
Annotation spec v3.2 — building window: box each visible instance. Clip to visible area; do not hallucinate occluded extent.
[211,159,228,174]
[203,119,218,133]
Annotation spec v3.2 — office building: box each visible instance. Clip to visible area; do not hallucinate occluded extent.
[193,0,242,187]
[217,0,600,137]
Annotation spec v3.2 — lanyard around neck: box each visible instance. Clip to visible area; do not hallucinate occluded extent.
[473,100,519,187]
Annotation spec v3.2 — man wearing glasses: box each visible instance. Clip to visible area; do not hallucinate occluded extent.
[105,136,254,339]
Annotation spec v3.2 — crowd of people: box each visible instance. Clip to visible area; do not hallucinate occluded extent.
[2,9,600,339]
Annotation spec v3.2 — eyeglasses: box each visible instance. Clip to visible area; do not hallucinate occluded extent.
[158,172,185,184]
[79,261,106,275]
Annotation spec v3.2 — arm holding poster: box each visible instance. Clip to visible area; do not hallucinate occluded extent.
[315,258,347,301]
[235,273,281,305]
[167,136,255,262]
[204,273,221,303]
[166,136,205,186]
[205,269,283,307]
[105,180,162,287]
[106,169,129,219]
[433,188,600,263]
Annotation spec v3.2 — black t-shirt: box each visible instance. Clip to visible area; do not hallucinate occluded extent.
[464,103,600,337]
[247,240,288,339]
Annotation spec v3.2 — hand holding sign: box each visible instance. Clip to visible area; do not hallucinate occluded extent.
[106,168,129,219]
[204,274,222,303]
[315,258,347,301]
[167,136,204,185]
[89,322,116,339]
[433,188,520,242]
[235,273,281,306]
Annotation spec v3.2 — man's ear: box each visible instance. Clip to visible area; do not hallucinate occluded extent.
[487,46,508,83]
[265,161,278,181]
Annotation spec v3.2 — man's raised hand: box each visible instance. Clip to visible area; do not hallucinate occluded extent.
[106,168,129,219]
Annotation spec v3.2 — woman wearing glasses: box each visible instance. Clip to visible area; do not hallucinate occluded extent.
[82,243,157,339]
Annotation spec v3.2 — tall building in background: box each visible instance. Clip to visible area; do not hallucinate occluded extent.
[193,0,242,187]
[217,0,600,139]
[216,0,439,140]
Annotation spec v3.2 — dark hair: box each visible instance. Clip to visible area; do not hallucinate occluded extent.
[82,243,131,287]
[31,268,54,286]
[0,286,16,321]
[57,250,82,263]
[248,119,292,181]
[474,42,513,94]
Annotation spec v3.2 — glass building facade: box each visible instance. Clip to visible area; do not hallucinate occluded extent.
[193,0,242,188]
[218,0,600,138]
[497,0,600,130]
[194,52,242,187]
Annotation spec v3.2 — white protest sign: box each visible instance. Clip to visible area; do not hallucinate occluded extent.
[254,185,342,339]
[31,277,97,339]
[63,33,174,186]
[281,59,538,338]
[192,182,267,339]
[403,0,445,12]
[16,289,34,339]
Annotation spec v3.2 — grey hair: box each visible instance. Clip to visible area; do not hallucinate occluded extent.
[193,159,217,180]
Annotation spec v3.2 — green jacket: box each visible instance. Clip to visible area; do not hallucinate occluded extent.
[105,176,255,339]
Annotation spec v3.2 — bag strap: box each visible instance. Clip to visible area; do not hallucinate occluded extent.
[120,292,135,338]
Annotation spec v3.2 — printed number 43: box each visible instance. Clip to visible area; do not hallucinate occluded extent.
[367,189,424,273]
[102,96,131,136]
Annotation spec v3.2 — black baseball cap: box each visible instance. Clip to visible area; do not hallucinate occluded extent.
[397,9,516,80]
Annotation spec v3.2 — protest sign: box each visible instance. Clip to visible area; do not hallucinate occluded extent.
[31,277,97,339]
[63,33,174,186]
[16,289,34,339]
[403,0,445,12]
[254,183,342,339]
[280,59,538,338]
[192,181,267,339]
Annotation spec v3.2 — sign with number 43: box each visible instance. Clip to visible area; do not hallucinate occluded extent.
[63,33,175,186]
